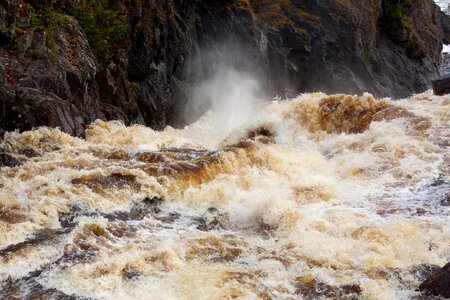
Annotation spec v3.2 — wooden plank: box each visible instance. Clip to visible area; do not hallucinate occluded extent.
[433,75,450,95]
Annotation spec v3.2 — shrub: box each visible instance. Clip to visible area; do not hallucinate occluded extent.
[42,8,66,27]
[386,3,403,22]
[30,7,40,26]
[73,0,128,55]
[29,48,42,59]
[382,2,413,31]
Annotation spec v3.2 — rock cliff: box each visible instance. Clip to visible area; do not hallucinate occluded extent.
[0,0,449,136]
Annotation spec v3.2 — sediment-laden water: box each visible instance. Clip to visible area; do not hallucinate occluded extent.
[0,92,449,299]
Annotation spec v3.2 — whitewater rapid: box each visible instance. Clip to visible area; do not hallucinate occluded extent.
[0,92,449,299]
[436,0,450,12]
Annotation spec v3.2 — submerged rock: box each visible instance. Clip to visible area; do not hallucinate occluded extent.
[1,277,81,300]
[295,275,362,299]
[419,261,450,298]
[0,153,20,167]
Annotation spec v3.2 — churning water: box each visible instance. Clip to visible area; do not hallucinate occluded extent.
[0,91,449,299]
[436,0,450,11]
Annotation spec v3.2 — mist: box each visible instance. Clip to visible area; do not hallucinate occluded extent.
[181,43,268,141]
[191,66,263,136]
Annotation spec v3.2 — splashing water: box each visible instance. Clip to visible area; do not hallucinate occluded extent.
[188,65,265,142]
[0,91,449,299]
[435,0,450,12]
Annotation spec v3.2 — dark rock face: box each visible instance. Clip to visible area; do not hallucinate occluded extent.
[0,65,5,139]
[0,0,449,136]
[419,261,450,298]
[7,87,86,136]
[126,0,200,129]
[0,0,19,44]
[194,0,448,99]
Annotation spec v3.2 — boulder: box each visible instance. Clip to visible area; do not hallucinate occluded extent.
[0,153,20,167]
[419,261,450,298]
[433,75,450,95]
[6,87,85,136]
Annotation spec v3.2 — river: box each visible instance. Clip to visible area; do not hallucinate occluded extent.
[0,90,449,299]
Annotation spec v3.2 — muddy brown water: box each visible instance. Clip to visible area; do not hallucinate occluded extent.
[0,92,449,299]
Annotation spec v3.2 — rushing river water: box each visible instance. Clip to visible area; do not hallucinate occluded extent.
[0,91,449,299]
[436,0,450,11]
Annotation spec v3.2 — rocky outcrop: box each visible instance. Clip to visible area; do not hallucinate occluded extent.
[8,87,86,136]
[195,0,448,98]
[0,0,18,44]
[0,0,449,136]
[0,68,4,139]
[419,261,450,298]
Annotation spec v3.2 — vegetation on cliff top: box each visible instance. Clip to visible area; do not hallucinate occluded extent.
[73,0,128,55]
[17,0,128,56]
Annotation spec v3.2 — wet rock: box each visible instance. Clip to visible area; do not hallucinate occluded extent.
[411,264,442,281]
[18,147,40,158]
[0,153,21,167]
[433,75,450,95]
[419,261,450,298]
[7,87,86,136]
